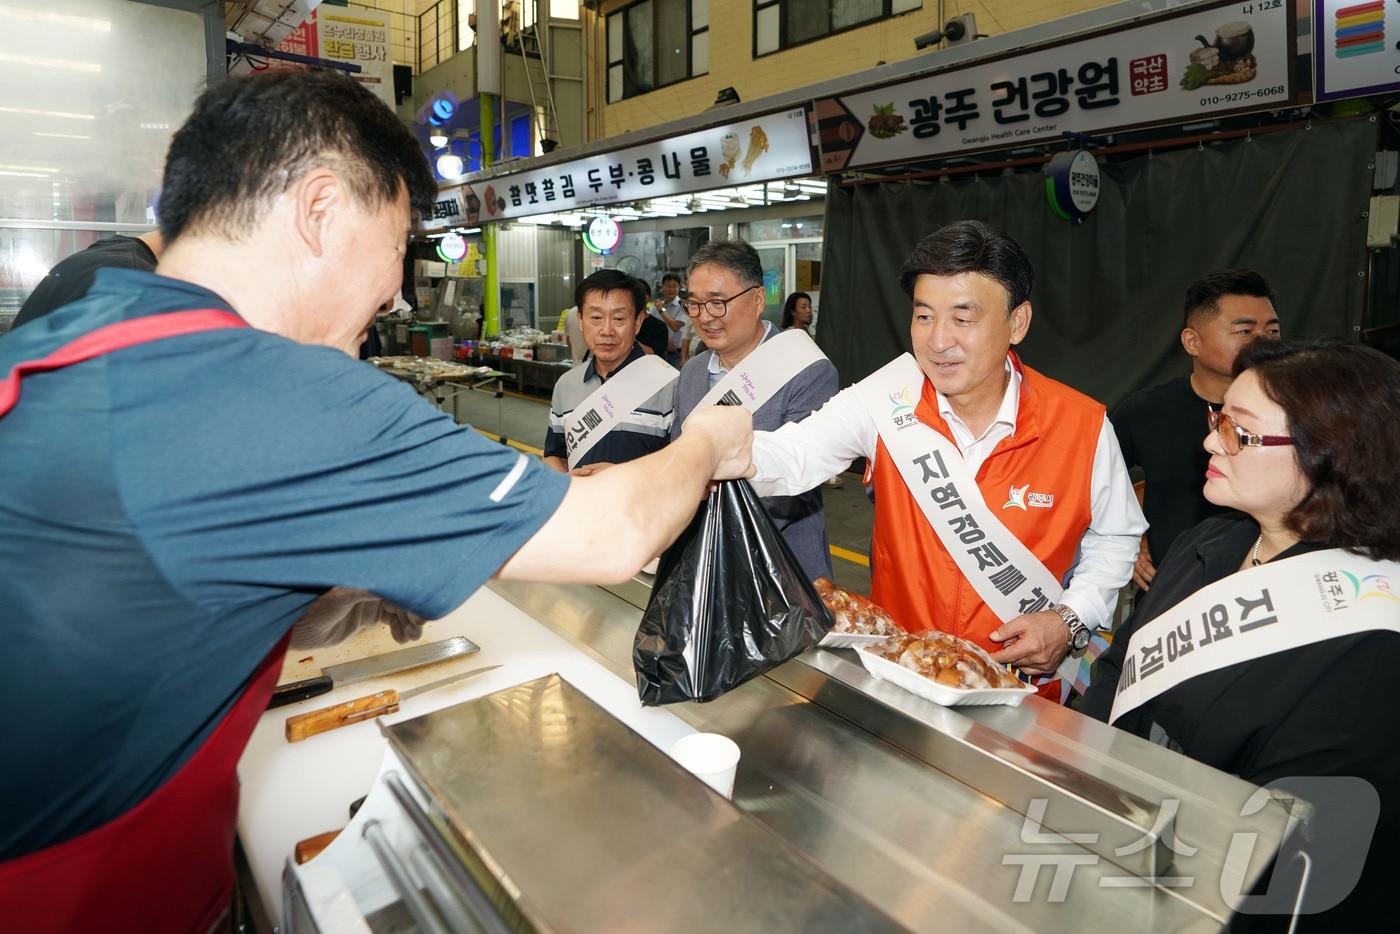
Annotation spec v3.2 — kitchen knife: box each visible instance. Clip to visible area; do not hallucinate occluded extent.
[285,664,501,742]
[270,635,480,709]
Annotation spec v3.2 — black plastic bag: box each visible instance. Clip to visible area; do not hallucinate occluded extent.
[633,479,834,705]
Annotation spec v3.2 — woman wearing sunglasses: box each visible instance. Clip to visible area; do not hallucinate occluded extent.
[1084,337,1400,929]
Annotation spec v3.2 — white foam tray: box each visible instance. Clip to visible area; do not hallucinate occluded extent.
[855,645,1034,707]
[818,631,888,649]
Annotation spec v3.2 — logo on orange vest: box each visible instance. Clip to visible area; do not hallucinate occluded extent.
[1003,484,1029,510]
[1003,485,1055,510]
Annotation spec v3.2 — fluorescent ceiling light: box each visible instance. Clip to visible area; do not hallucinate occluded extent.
[0,163,58,173]
[32,131,90,140]
[0,5,112,31]
[0,170,48,178]
[0,52,102,73]
[0,105,94,120]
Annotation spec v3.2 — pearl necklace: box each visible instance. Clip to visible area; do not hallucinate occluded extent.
[1250,535,1264,566]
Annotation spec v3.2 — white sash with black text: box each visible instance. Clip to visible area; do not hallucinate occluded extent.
[1109,549,1400,723]
[859,354,1080,685]
[693,328,828,414]
[564,354,678,469]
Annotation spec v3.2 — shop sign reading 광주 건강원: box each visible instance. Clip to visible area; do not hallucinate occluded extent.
[449,108,814,225]
[815,0,1296,171]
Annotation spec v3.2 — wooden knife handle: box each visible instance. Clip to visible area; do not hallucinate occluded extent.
[294,829,341,864]
[284,689,401,743]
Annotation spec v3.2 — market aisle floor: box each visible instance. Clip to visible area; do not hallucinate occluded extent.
[427,379,873,594]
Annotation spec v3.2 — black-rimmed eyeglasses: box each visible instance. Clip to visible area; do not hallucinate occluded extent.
[1207,407,1293,456]
[679,285,759,318]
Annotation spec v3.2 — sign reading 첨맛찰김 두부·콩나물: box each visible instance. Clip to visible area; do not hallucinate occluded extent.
[452,108,814,224]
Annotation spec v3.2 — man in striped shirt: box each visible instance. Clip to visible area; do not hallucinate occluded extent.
[544,269,676,473]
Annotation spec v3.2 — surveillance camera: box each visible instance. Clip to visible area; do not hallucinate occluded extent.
[942,18,967,43]
[912,27,944,50]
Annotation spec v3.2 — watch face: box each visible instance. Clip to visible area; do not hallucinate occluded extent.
[1071,627,1091,651]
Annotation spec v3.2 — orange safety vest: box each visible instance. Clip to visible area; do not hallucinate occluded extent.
[868,354,1104,658]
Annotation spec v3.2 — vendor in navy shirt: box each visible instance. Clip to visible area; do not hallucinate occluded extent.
[544,269,676,473]
[0,69,753,912]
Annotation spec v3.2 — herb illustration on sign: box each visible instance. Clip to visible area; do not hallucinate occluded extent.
[742,126,770,175]
[718,132,741,177]
[867,103,907,139]
[1180,21,1258,89]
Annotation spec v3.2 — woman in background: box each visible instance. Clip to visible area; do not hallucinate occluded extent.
[781,291,813,332]
[779,290,841,485]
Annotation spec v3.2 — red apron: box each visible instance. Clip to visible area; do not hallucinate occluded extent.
[0,310,292,932]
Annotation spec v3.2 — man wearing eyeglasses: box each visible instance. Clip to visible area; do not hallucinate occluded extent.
[1110,270,1281,592]
[671,239,840,581]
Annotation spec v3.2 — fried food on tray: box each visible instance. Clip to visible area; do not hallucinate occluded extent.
[814,578,901,636]
[870,631,1024,690]
[814,581,1023,690]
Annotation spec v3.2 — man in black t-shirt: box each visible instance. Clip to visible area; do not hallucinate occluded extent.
[1110,269,1280,590]
[14,233,162,329]
[634,278,671,359]
[637,312,669,358]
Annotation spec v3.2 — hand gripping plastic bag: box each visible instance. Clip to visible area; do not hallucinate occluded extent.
[633,479,834,705]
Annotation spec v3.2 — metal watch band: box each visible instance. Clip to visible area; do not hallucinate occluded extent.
[1053,603,1088,650]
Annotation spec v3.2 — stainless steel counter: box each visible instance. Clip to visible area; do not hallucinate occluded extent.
[383,674,904,933]
[488,578,1305,933]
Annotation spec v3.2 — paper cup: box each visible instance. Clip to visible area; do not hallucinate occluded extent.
[670,732,741,798]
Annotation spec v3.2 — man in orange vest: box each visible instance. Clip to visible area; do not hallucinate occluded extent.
[748,221,1144,697]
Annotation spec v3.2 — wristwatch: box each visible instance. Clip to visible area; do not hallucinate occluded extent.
[1053,603,1091,652]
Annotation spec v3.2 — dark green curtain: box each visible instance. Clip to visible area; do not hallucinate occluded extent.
[816,118,1377,407]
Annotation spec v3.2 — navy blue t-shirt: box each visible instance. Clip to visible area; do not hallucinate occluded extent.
[0,269,568,858]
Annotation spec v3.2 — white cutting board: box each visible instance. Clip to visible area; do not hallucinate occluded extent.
[237,584,697,922]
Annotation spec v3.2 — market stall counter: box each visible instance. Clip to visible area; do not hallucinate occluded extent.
[368,356,507,434]
[239,578,1303,931]
[462,349,572,396]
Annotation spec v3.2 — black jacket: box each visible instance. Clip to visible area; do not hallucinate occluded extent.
[15,236,158,329]
[1084,515,1400,930]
